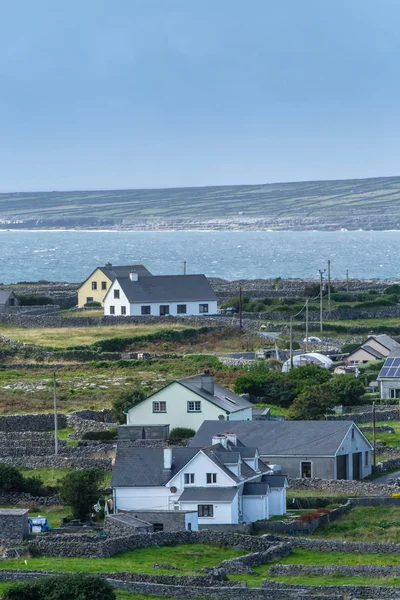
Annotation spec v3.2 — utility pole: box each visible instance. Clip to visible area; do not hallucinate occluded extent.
[305,299,309,352]
[318,269,326,333]
[53,373,58,456]
[372,401,376,469]
[289,316,294,369]
[346,269,349,293]
[239,284,243,331]
[327,260,331,314]
[183,260,187,275]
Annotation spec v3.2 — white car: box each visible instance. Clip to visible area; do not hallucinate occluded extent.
[303,336,321,343]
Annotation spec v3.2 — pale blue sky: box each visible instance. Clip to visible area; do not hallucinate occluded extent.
[1,0,399,191]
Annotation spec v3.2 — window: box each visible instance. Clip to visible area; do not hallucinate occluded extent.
[121,306,126,315]
[365,451,369,467]
[101,281,107,290]
[390,389,400,399]
[110,305,115,315]
[199,304,209,313]
[184,473,195,484]
[160,305,170,316]
[206,473,217,484]
[198,504,213,518]
[141,306,151,315]
[86,297,93,303]
[153,401,166,413]
[187,401,201,412]
[91,281,97,290]
[114,289,120,299]
[351,428,355,440]
[153,523,164,532]
[301,461,312,478]
[177,304,187,314]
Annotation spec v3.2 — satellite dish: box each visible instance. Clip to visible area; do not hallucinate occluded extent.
[218,415,225,420]
[170,486,177,493]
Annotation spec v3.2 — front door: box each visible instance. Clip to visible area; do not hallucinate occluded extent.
[352,452,361,480]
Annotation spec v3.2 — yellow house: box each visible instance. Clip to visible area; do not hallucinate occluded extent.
[77,262,151,307]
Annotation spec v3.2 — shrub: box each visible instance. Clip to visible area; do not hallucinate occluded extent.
[112,387,146,424]
[298,508,330,523]
[169,427,196,440]
[0,464,24,492]
[84,301,102,308]
[4,573,116,600]
[81,428,117,441]
[59,469,105,521]
[15,294,53,306]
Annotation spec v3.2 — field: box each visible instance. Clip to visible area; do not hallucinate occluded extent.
[315,505,400,543]
[2,176,400,228]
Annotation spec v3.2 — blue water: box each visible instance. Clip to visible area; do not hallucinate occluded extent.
[0,229,399,283]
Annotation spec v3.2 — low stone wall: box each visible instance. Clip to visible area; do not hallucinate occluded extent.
[216,543,291,573]
[0,432,67,457]
[0,454,112,471]
[269,563,400,577]
[0,413,67,432]
[289,534,400,554]
[253,502,351,535]
[69,409,114,422]
[0,492,60,506]
[288,477,397,496]
[375,456,400,472]
[328,407,400,423]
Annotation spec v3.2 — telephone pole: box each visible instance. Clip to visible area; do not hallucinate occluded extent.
[318,269,326,332]
[53,373,59,456]
[305,299,309,352]
[239,284,243,331]
[327,260,331,314]
[346,269,349,292]
[183,260,187,275]
[289,316,294,369]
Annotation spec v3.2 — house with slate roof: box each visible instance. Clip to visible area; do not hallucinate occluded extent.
[77,262,152,307]
[111,433,287,525]
[190,420,373,480]
[377,349,400,399]
[0,290,19,313]
[344,334,400,366]
[124,372,253,431]
[103,269,217,317]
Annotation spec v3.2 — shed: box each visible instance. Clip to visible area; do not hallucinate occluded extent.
[0,290,19,313]
[0,509,29,542]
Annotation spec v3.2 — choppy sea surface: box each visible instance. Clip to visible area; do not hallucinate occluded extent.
[0,229,399,284]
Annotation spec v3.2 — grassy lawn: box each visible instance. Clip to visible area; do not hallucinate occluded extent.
[0,544,243,575]
[265,574,400,586]
[315,505,400,543]
[0,583,189,600]
[362,420,400,447]
[253,403,289,417]
[0,505,71,529]
[0,322,192,348]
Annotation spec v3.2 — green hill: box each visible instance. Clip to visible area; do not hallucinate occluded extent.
[2,176,400,230]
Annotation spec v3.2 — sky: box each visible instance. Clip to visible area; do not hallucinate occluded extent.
[1,0,400,191]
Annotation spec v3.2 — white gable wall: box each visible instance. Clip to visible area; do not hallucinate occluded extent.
[126,382,231,430]
[104,282,130,316]
[242,495,269,522]
[113,486,176,512]
[179,494,239,525]
[268,488,286,516]
[335,425,372,479]
[168,451,237,491]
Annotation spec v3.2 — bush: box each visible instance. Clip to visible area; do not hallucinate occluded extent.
[385,284,400,295]
[112,388,146,424]
[0,464,24,492]
[169,427,196,440]
[341,342,360,354]
[298,508,330,523]
[81,428,117,441]
[84,301,102,308]
[15,294,53,306]
[4,573,116,600]
[59,469,105,521]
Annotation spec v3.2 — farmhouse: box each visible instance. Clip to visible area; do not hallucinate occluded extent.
[344,334,400,366]
[377,350,400,399]
[124,372,253,431]
[111,435,287,525]
[103,270,217,317]
[77,262,152,307]
[0,290,19,313]
[190,420,373,480]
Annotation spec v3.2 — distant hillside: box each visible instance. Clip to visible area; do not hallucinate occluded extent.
[2,176,400,230]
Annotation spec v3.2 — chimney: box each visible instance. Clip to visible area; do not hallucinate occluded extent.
[163,448,172,469]
[201,371,214,395]
[225,432,237,446]
[105,261,112,269]
[130,270,138,282]
[211,434,227,449]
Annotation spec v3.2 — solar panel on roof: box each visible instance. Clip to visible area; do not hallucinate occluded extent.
[386,358,395,366]
[388,367,398,377]
[395,366,400,377]
[380,367,390,377]
[393,358,400,367]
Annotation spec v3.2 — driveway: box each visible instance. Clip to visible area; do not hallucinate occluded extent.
[372,470,400,485]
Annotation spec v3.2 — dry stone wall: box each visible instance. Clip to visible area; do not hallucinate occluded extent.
[288,477,398,496]
[0,413,67,432]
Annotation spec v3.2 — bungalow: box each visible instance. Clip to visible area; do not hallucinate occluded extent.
[111,434,288,525]
[344,334,400,366]
[77,262,152,307]
[190,420,373,480]
[377,350,400,399]
[124,372,253,431]
[103,270,217,317]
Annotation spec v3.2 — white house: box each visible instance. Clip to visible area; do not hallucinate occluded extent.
[111,434,288,526]
[125,372,253,431]
[103,270,217,317]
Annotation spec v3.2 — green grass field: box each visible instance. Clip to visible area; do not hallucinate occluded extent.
[315,505,400,543]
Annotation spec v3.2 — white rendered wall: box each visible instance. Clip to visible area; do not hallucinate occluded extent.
[242,496,269,522]
[268,488,286,517]
[114,486,180,512]
[103,282,130,316]
[129,300,218,317]
[168,451,237,492]
[228,407,252,421]
[179,499,237,525]
[126,383,229,429]
[185,512,199,531]
[335,426,373,479]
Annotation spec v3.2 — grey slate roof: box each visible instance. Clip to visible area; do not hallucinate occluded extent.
[99,264,152,280]
[178,487,238,502]
[178,375,253,414]
[107,514,152,528]
[261,474,288,488]
[111,447,199,487]
[243,483,270,496]
[190,420,366,456]
[370,334,400,352]
[0,290,14,304]
[115,274,217,304]
[359,344,385,359]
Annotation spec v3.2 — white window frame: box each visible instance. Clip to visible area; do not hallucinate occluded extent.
[109,305,115,315]
[153,401,167,413]
[121,306,126,315]
[187,401,201,413]
[184,473,195,485]
[198,504,214,518]
[114,289,120,299]
[199,303,209,313]
[206,473,217,484]
[390,388,400,399]
[91,281,97,290]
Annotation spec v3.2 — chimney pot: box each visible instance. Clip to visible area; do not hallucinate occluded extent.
[211,434,227,449]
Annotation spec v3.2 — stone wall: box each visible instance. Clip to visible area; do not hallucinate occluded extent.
[0,413,67,432]
[0,432,66,457]
[269,564,400,577]
[288,477,398,496]
[215,543,291,573]
[252,502,350,535]
[122,510,189,533]
[0,510,29,542]
[328,407,400,423]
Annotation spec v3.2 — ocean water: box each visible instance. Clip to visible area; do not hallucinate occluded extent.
[0,229,399,284]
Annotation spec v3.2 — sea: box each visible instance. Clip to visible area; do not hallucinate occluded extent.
[0,229,399,284]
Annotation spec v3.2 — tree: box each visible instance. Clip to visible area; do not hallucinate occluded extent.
[287,384,335,420]
[0,464,25,492]
[326,374,365,406]
[286,364,332,386]
[234,369,298,408]
[4,573,116,600]
[59,469,104,521]
[112,386,146,424]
